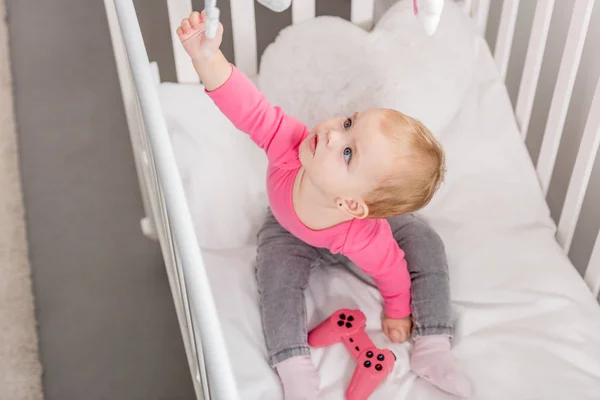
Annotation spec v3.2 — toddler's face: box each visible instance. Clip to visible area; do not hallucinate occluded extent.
[299,109,405,206]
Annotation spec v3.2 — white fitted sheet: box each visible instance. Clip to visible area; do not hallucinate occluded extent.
[158,18,600,400]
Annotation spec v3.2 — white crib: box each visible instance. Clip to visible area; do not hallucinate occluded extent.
[103,0,600,399]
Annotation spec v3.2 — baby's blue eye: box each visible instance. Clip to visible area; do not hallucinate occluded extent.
[344,118,352,130]
[343,147,353,163]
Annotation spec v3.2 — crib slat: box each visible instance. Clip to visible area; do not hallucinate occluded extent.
[494,0,520,81]
[351,0,375,30]
[515,0,554,138]
[557,78,600,253]
[536,0,594,195]
[292,0,315,24]
[462,0,473,16]
[230,0,258,76]
[166,0,198,83]
[475,0,491,35]
[584,230,600,297]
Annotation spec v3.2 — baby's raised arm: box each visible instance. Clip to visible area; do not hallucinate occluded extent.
[176,11,307,165]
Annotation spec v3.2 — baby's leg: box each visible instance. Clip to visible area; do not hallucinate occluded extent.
[255,209,321,399]
[387,213,471,397]
[387,214,453,338]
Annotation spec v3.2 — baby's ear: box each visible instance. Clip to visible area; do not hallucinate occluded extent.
[338,198,369,219]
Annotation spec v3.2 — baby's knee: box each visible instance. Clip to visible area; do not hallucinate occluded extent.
[255,258,311,295]
[390,214,443,245]
[411,217,444,249]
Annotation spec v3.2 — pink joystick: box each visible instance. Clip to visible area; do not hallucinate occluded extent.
[308,309,396,400]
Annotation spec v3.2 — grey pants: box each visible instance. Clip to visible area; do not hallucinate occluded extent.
[255,209,453,367]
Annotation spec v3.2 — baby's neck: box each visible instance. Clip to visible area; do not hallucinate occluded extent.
[292,168,352,231]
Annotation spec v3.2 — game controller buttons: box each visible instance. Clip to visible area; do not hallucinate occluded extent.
[377,354,384,361]
[364,361,372,368]
[375,364,383,371]
[338,313,353,328]
[366,351,374,358]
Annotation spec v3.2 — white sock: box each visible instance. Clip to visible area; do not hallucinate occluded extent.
[275,356,320,400]
[410,335,472,398]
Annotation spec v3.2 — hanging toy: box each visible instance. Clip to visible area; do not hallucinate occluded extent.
[204,0,220,38]
[203,0,291,38]
[413,0,445,35]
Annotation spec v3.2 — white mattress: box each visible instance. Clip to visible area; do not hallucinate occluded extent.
[157,10,600,400]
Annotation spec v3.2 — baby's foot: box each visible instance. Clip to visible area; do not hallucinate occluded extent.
[275,356,320,400]
[410,335,471,398]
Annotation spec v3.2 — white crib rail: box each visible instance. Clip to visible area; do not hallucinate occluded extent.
[493,0,520,81]
[351,0,375,30]
[514,0,554,138]
[475,0,491,35]
[104,1,240,399]
[230,0,259,76]
[585,231,600,297]
[104,0,158,240]
[292,0,315,24]
[167,0,198,83]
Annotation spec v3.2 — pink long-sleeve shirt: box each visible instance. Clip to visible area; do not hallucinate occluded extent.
[206,65,411,318]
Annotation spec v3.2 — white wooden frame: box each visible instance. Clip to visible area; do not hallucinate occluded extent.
[104,0,600,398]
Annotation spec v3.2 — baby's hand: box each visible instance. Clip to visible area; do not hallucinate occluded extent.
[382,314,412,343]
[176,10,223,61]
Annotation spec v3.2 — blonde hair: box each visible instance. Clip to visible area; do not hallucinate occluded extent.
[364,109,445,219]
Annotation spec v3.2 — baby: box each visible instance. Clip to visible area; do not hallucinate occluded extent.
[177,11,471,399]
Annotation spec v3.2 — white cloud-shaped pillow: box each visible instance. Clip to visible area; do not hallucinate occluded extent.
[259,0,478,136]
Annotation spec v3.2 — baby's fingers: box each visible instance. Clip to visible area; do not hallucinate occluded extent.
[399,328,410,342]
[382,322,390,339]
[389,329,406,343]
[189,11,202,28]
[180,18,191,33]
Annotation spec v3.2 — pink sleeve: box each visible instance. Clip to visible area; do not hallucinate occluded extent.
[205,65,308,166]
[342,220,411,319]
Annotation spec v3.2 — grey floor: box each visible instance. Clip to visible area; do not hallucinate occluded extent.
[6,0,195,399]
[4,1,360,399]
